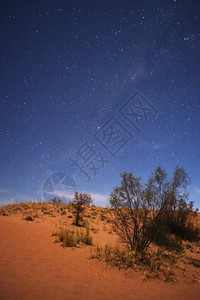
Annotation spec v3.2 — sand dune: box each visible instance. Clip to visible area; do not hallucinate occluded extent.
[0,203,200,300]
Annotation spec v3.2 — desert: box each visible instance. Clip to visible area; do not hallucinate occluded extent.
[0,201,200,300]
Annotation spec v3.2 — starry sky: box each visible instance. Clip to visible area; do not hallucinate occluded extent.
[1,0,200,207]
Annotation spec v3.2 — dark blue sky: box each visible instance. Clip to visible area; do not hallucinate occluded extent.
[1,0,200,207]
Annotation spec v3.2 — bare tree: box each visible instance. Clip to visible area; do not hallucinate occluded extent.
[72,192,93,226]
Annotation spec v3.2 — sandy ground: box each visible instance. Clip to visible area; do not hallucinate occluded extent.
[0,205,200,300]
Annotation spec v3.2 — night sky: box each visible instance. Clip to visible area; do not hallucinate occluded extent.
[1,0,200,207]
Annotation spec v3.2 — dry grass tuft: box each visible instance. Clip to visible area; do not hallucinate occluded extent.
[90,244,135,270]
[90,244,178,281]
[141,249,178,281]
[57,227,93,247]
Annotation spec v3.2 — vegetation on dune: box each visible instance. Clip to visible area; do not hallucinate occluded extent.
[0,167,199,281]
[90,244,177,281]
[50,197,63,204]
[57,226,93,247]
[71,192,93,226]
[90,166,199,281]
[24,215,34,221]
[109,166,199,254]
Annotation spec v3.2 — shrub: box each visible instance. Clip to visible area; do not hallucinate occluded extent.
[109,167,199,254]
[50,197,63,204]
[0,210,9,216]
[109,173,153,253]
[188,258,200,268]
[71,192,93,226]
[24,215,34,221]
[149,167,199,242]
[90,244,135,270]
[167,221,199,242]
[150,228,184,252]
[141,249,177,281]
[90,244,177,281]
[57,227,92,247]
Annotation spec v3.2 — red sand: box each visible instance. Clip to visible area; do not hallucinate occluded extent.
[0,215,200,300]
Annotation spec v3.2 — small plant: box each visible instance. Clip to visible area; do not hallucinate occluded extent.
[0,210,9,216]
[57,227,93,247]
[71,192,93,226]
[100,214,106,221]
[24,215,34,221]
[50,197,63,204]
[188,258,200,268]
[90,244,177,281]
[90,244,135,270]
[90,227,99,234]
[140,249,177,281]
